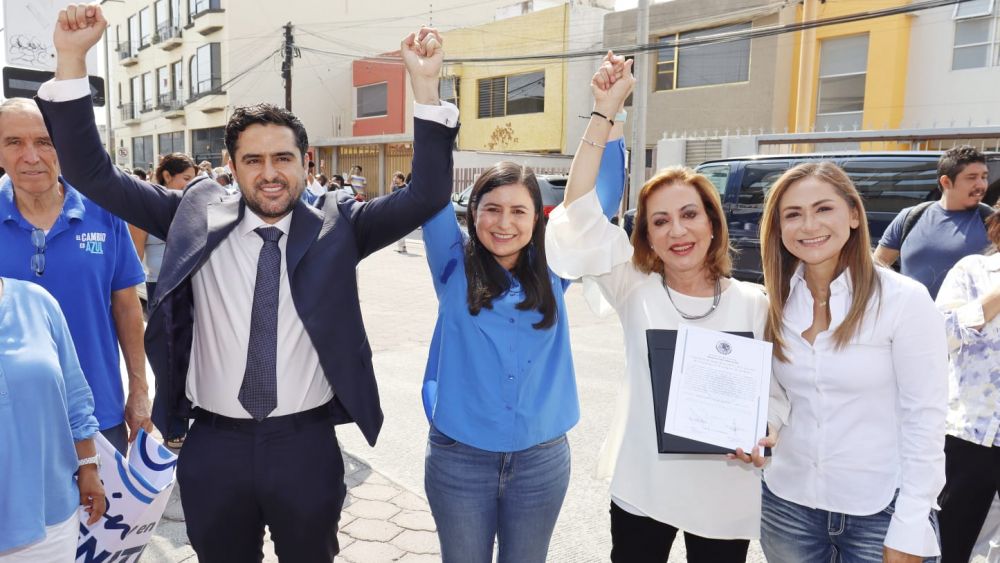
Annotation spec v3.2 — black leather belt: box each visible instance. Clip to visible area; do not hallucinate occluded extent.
[192,403,333,432]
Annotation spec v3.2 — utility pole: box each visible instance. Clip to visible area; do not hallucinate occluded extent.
[282,22,293,111]
[628,0,650,209]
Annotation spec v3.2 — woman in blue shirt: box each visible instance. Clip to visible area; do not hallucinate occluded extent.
[0,278,106,560]
[419,92,626,563]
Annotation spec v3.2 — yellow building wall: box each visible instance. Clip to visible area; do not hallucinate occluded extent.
[443,5,568,152]
[787,0,912,142]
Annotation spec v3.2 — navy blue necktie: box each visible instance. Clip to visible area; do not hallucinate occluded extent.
[239,226,283,420]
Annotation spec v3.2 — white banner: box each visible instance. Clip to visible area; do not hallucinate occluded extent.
[76,429,178,563]
[3,0,99,72]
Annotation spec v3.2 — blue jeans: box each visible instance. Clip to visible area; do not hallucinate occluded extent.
[424,424,571,563]
[761,482,939,563]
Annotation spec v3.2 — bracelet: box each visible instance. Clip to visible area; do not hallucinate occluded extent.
[590,110,614,125]
[581,137,606,149]
[615,110,627,123]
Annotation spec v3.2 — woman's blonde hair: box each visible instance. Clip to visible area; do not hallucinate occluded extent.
[760,161,881,362]
[630,167,732,280]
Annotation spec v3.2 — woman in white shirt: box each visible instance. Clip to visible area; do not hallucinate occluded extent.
[546,54,787,563]
[934,206,1000,562]
[756,161,948,563]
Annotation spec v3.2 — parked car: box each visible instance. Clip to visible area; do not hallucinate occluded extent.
[452,174,568,226]
[622,151,1000,281]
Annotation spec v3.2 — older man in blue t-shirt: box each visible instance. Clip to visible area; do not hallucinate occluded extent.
[875,146,992,299]
[0,98,151,453]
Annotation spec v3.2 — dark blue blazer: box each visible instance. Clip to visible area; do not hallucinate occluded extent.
[37,95,458,445]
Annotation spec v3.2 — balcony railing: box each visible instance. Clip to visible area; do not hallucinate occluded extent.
[120,102,137,122]
[154,23,182,43]
[116,41,134,61]
[157,93,184,112]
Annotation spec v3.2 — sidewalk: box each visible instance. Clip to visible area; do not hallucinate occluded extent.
[143,449,442,562]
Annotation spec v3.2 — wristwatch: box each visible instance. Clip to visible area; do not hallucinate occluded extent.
[614,110,628,123]
[77,454,101,470]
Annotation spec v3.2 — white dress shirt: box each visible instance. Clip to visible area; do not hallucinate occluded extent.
[766,265,948,557]
[546,190,790,540]
[186,210,334,417]
[37,77,460,418]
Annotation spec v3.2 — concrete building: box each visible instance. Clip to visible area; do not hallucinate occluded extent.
[102,0,532,179]
[605,0,797,167]
[319,0,612,196]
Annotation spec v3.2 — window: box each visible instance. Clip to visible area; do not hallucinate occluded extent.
[172,60,184,100]
[158,131,185,155]
[477,71,545,118]
[815,34,868,131]
[190,43,221,98]
[139,7,152,48]
[191,127,225,166]
[505,71,544,115]
[955,0,994,18]
[738,162,788,207]
[440,76,459,106]
[190,0,221,19]
[142,72,154,111]
[156,66,171,105]
[171,0,182,28]
[154,1,168,41]
[953,2,1000,70]
[696,164,731,195]
[656,22,751,91]
[842,159,941,213]
[128,15,139,56]
[132,135,154,170]
[130,75,141,107]
[356,82,388,118]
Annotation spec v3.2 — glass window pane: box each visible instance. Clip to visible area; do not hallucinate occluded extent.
[696,164,731,195]
[677,23,751,88]
[657,36,674,62]
[140,8,152,46]
[739,163,788,206]
[819,34,869,76]
[817,74,866,114]
[357,83,387,118]
[129,16,140,55]
[843,160,940,213]
[955,0,994,18]
[955,18,992,46]
[506,71,544,115]
[953,44,989,69]
[655,68,674,91]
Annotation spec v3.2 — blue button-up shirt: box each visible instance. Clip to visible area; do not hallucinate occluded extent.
[0,278,100,552]
[420,139,626,452]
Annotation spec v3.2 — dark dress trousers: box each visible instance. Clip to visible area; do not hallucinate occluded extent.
[37,94,457,561]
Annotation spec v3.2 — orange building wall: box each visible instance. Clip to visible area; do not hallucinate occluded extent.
[352,56,405,136]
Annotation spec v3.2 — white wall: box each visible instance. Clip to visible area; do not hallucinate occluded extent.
[903,5,1000,129]
[563,4,611,154]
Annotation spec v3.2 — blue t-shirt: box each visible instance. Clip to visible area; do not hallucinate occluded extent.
[0,278,100,552]
[419,138,627,452]
[0,178,145,429]
[879,202,990,299]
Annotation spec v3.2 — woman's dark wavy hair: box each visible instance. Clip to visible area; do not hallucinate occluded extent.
[464,161,557,330]
[154,153,196,186]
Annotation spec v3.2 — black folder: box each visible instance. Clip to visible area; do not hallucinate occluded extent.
[646,328,771,456]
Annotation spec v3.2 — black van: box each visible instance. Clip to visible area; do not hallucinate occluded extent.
[625,152,1000,281]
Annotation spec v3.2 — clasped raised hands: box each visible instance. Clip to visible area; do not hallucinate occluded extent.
[591,51,635,118]
[401,28,445,106]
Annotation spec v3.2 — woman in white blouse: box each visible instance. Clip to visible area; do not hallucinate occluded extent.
[546,54,787,563]
[934,205,1000,562]
[756,161,948,563]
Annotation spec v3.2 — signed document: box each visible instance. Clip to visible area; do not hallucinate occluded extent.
[662,324,773,452]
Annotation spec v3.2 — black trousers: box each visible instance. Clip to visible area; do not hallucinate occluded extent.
[176,405,346,563]
[610,501,750,563]
[939,435,1000,563]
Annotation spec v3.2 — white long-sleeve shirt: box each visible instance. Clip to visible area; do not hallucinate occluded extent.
[765,264,948,557]
[546,190,789,540]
